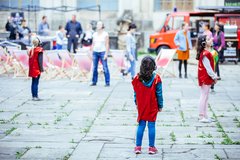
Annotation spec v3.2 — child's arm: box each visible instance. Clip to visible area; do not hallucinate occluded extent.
[202,56,217,81]
[156,82,163,111]
[134,92,138,109]
[38,52,44,72]
[134,92,137,105]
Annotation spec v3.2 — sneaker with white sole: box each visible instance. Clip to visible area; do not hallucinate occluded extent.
[134,146,142,154]
[199,117,212,123]
[32,97,41,101]
[149,146,158,154]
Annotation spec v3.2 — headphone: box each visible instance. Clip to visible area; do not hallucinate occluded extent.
[201,41,206,47]
[200,37,206,47]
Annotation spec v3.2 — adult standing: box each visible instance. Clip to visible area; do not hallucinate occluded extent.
[5,17,17,40]
[19,19,31,45]
[203,23,213,39]
[38,16,50,36]
[124,23,137,79]
[65,15,82,53]
[90,21,110,87]
[174,22,192,78]
[213,22,225,80]
[81,23,93,48]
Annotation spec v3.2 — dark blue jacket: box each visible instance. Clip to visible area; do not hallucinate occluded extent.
[65,20,82,38]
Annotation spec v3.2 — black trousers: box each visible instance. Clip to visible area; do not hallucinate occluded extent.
[218,49,224,63]
[67,37,78,53]
[178,60,187,75]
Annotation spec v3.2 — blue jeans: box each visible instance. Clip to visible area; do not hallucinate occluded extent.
[136,120,156,147]
[31,75,40,98]
[127,49,136,78]
[56,44,63,50]
[92,51,110,85]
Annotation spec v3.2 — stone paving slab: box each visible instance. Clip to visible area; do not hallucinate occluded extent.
[0,59,239,159]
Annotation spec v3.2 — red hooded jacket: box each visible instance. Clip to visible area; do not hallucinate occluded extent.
[198,50,215,86]
[132,74,162,122]
[28,47,43,78]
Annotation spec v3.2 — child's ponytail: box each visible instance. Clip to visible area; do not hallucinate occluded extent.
[196,35,207,60]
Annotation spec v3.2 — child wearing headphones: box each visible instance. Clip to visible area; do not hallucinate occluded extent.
[132,56,163,154]
[196,35,218,123]
[28,37,44,101]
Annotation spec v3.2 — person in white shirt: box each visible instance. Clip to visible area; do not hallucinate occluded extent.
[81,23,93,48]
[56,25,65,50]
[90,21,110,86]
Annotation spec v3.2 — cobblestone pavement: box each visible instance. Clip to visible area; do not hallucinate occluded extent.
[0,57,239,160]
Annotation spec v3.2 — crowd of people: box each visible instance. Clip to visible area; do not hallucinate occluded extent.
[8,15,223,155]
[174,21,225,82]
[132,28,221,154]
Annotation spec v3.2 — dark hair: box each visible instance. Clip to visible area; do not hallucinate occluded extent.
[215,22,224,32]
[204,22,210,29]
[196,35,207,60]
[182,22,188,29]
[139,56,156,82]
[58,25,63,30]
[128,23,137,31]
[42,16,47,20]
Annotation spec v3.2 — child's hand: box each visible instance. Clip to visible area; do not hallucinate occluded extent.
[136,105,138,110]
[214,79,218,84]
[158,108,162,112]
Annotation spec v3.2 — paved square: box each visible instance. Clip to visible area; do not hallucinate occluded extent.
[0,58,239,160]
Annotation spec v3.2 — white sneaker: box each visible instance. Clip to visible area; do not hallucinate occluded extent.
[32,97,41,101]
[199,117,212,123]
[208,117,216,122]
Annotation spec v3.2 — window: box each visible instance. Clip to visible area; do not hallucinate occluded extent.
[173,16,184,30]
[154,0,172,11]
[77,0,118,11]
[165,16,184,31]
[0,0,39,8]
[166,16,173,31]
[154,0,193,12]
[175,0,193,11]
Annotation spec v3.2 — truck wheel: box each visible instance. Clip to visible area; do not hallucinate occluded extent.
[156,46,170,55]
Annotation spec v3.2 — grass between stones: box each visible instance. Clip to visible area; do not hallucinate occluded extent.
[233,117,240,128]
[180,110,185,123]
[170,131,176,142]
[4,127,17,136]
[15,147,31,159]
[0,112,22,124]
[209,104,240,145]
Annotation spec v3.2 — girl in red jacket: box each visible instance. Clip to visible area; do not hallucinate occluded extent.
[132,56,163,154]
[28,37,44,101]
[196,35,218,123]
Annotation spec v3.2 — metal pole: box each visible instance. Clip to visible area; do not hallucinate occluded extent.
[98,5,101,20]
[35,5,37,33]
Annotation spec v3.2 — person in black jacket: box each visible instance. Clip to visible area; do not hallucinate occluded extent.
[65,15,82,53]
[5,17,17,40]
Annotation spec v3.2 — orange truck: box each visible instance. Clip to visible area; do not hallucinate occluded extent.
[148,10,240,62]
